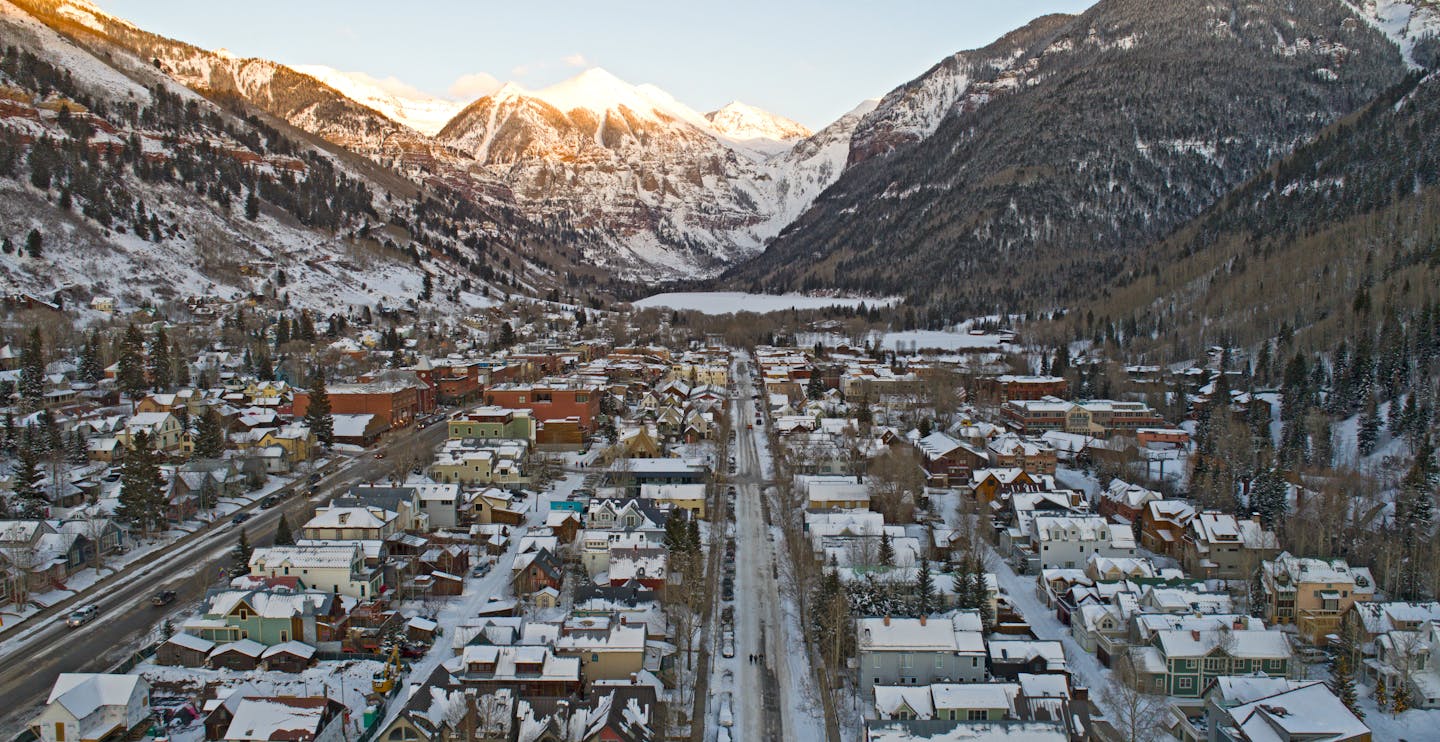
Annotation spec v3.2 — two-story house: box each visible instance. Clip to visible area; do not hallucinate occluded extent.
[248,545,381,599]
[1261,552,1375,645]
[857,614,986,698]
[1182,511,1280,581]
[1130,626,1291,698]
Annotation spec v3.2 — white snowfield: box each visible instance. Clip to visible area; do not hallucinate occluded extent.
[633,292,898,315]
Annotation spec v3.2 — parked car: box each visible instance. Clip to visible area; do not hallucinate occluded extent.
[150,590,177,607]
[230,512,252,525]
[718,693,734,727]
[308,473,323,484]
[261,495,282,509]
[66,605,99,627]
[471,561,493,578]
[721,630,735,658]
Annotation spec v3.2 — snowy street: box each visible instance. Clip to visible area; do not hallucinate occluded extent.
[708,355,828,742]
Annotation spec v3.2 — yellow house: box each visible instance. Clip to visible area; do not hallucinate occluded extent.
[669,363,728,386]
[555,621,647,686]
[115,412,184,454]
[639,483,706,519]
[261,425,314,463]
[805,480,870,510]
[1262,553,1377,645]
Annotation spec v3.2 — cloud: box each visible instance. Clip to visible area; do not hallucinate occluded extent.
[448,72,503,100]
[561,53,590,68]
[343,70,431,100]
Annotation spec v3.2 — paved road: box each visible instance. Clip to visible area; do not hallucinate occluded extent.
[0,418,453,737]
[728,358,790,741]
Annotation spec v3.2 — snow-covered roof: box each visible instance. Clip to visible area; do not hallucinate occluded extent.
[46,673,144,721]
[224,697,332,740]
[857,617,984,654]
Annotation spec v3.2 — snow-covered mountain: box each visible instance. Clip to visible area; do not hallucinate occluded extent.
[705,101,811,155]
[434,68,870,277]
[0,0,609,314]
[1343,1,1440,66]
[289,65,466,136]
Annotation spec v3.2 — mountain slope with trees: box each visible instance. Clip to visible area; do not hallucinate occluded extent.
[724,0,1409,322]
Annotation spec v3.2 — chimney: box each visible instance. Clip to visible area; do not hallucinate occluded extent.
[883,615,891,626]
[1191,629,1201,641]
[919,615,927,626]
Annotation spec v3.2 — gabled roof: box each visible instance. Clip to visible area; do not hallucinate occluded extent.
[46,673,145,721]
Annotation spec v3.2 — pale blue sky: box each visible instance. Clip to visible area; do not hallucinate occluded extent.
[99,1,1095,129]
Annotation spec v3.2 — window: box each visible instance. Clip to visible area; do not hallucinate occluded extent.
[1179,677,1193,690]
[240,631,249,639]
[872,655,881,669]
[238,609,249,620]
[935,656,944,670]
[280,631,288,642]
[968,710,988,721]
[901,654,914,669]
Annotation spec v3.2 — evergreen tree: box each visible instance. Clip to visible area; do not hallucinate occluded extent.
[806,371,824,400]
[1395,437,1435,600]
[172,341,190,387]
[1330,617,1363,719]
[1375,675,1388,711]
[18,327,44,409]
[78,330,103,384]
[244,191,259,220]
[1250,467,1289,531]
[192,408,227,460]
[13,434,47,517]
[24,228,41,258]
[497,321,516,348]
[303,367,334,446]
[231,528,253,574]
[66,429,88,466]
[878,532,895,567]
[914,557,935,615]
[253,345,274,381]
[274,514,294,546]
[1357,396,1381,457]
[147,326,171,391]
[116,324,147,402]
[116,431,164,538]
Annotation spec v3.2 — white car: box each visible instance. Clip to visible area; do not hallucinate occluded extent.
[721,630,735,658]
[66,604,99,628]
[718,692,734,727]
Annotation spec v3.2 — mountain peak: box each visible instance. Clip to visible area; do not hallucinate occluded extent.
[705,100,812,142]
[291,65,464,136]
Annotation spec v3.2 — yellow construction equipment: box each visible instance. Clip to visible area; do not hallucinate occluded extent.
[372,645,401,694]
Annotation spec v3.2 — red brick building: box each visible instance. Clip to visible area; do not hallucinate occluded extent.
[486,380,602,432]
[976,375,1070,403]
[294,380,427,431]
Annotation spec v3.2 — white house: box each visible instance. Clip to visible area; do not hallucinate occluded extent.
[32,674,150,742]
[1028,515,1136,571]
[248,544,381,598]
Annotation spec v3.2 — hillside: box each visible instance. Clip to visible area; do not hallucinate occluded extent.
[723,0,1409,321]
[0,0,611,318]
[1066,66,1440,361]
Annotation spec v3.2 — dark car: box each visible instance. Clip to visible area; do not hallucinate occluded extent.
[231,512,252,525]
[261,495,282,509]
[151,590,177,607]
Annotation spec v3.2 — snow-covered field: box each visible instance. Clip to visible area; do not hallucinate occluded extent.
[634,292,897,315]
